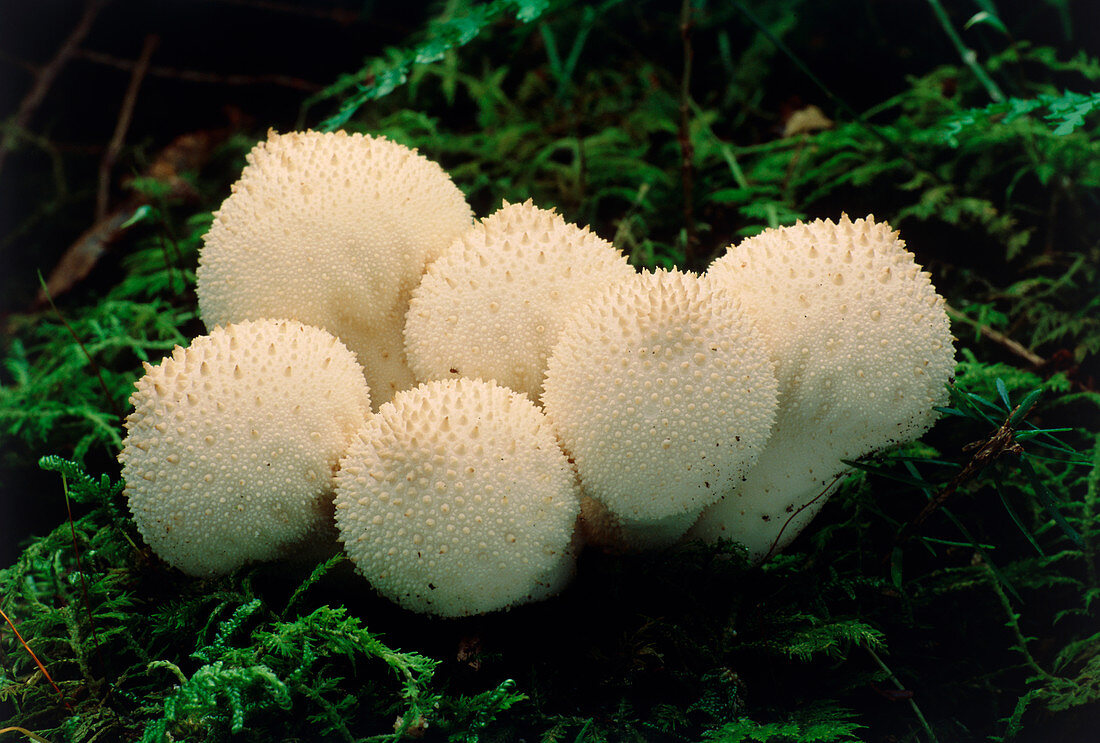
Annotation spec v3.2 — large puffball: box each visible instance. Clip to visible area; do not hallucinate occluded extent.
[197,130,474,407]
[334,378,581,617]
[404,200,635,402]
[690,215,955,560]
[543,269,778,548]
[119,319,373,576]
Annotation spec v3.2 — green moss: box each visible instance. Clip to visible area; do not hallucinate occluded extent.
[2,1,1098,740]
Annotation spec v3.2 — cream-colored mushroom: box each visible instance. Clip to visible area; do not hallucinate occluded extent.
[690,215,955,561]
[543,269,778,548]
[118,319,372,576]
[334,378,581,617]
[404,199,635,402]
[197,130,473,407]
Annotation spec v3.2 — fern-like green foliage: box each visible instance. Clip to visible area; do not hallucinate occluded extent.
[939,89,1100,144]
[309,0,550,130]
[2,1,1099,741]
[704,716,863,743]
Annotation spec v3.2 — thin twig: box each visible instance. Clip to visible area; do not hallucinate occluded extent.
[945,303,1046,368]
[677,0,698,269]
[765,472,846,561]
[96,34,158,223]
[76,49,322,92]
[894,403,1027,548]
[924,0,1005,102]
[866,647,940,743]
[0,727,55,743]
[0,605,72,712]
[0,0,106,179]
[978,558,1054,681]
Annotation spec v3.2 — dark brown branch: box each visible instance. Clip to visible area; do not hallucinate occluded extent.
[0,0,106,179]
[96,34,158,222]
[76,49,322,92]
[765,473,846,562]
[35,128,229,306]
[677,0,698,269]
[893,406,1027,549]
[945,302,1046,368]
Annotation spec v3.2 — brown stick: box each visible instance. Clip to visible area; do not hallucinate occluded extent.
[945,302,1046,368]
[893,405,1026,549]
[0,727,55,743]
[0,604,72,712]
[677,0,698,269]
[76,49,322,92]
[0,0,106,179]
[96,34,158,222]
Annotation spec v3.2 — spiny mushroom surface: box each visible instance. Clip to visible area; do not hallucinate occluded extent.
[404,199,635,402]
[334,378,581,617]
[196,129,474,407]
[119,319,372,576]
[690,215,955,561]
[543,269,778,548]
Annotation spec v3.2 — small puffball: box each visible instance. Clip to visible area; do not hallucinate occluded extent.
[691,214,955,561]
[119,319,372,576]
[197,130,474,407]
[404,199,635,402]
[543,269,778,548]
[334,378,581,617]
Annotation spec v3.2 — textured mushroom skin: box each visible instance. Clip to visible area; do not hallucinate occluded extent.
[543,269,779,548]
[334,378,581,617]
[197,130,474,407]
[404,199,636,402]
[690,215,955,560]
[119,319,372,576]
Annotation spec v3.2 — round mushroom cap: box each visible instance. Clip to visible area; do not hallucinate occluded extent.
[119,319,373,576]
[543,269,779,548]
[404,199,636,402]
[690,215,955,560]
[197,130,474,407]
[334,378,582,617]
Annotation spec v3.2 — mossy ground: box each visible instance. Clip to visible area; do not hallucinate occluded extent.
[2,1,1098,741]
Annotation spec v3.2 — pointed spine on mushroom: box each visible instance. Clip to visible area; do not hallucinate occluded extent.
[543,269,779,548]
[404,199,636,403]
[197,129,474,408]
[334,378,582,617]
[690,215,955,561]
[119,319,373,576]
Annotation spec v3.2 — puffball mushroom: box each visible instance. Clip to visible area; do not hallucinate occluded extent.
[404,199,636,402]
[119,319,372,576]
[334,378,582,617]
[690,215,955,561]
[543,269,779,548]
[196,129,474,407]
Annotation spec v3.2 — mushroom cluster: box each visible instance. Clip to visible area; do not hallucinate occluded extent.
[119,129,955,616]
